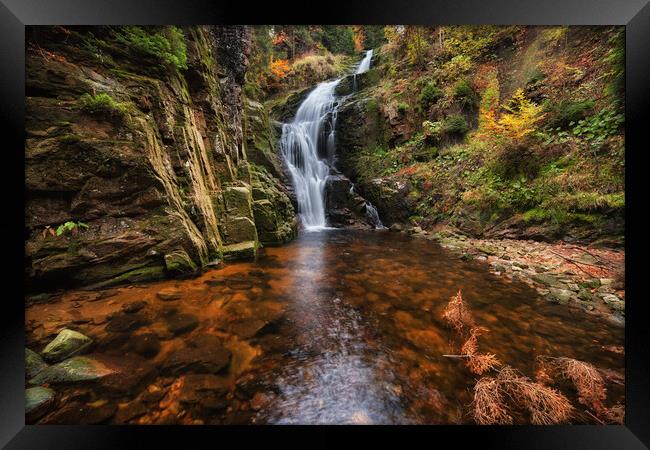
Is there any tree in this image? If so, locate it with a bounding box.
[318,26,355,55]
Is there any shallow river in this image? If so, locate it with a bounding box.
[26,230,624,425]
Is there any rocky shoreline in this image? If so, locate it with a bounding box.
[389,224,625,326]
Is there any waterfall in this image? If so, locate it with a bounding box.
[355,49,373,74]
[280,79,341,230]
[365,202,386,229]
[280,49,379,231]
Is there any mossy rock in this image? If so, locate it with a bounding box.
[41,329,93,363]
[26,348,48,379]
[222,241,257,261]
[164,249,197,275]
[29,356,115,385]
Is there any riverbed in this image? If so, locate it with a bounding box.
[25,229,624,425]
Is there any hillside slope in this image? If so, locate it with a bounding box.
[335,26,624,246]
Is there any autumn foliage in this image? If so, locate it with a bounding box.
[269,58,291,79]
[442,290,474,332]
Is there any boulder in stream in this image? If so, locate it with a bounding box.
[26,386,56,422]
[41,329,93,363]
[26,348,48,379]
[29,355,115,385]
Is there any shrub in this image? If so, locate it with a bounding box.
[56,221,89,236]
[478,89,545,150]
[78,93,127,118]
[453,79,480,110]
[546,100,595,130]
[397,102,410,115]
[422,120,443,143]
[442,114,470,135]
[114,26,187,70]
[419,81,443,111]
[572,107,624,145]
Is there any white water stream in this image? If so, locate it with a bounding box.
[280,49,382,230]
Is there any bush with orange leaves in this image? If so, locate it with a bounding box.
[442,290,475,332]
[269,58,291,79]
[472,365,574,425]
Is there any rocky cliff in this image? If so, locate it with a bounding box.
[25,26,297,292]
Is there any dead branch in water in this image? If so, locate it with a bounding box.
[442,290,475,332]
[472,365,574,425]
[537,356,607,413]
[460,327,501,375]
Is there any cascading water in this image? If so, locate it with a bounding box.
[356,49,373,74]
[280,79,341,230]
[280,49,382,230]
[352,49,373,91]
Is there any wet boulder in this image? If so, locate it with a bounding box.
[26,386,56,422]
[29,355,116,385]
[26,348,48,379]
[41,329,93,363]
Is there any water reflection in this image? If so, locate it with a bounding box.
[259,231,405,424]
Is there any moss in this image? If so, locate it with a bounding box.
[366,97,379,116]
[58,134,81,144]
[113,26,188,71]
[522,208,600,225]
[78,93,128,119]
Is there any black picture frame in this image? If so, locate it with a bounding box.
[1,0,648,447]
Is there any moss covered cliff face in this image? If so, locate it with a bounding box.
[335,26,624,245]
[25,26,296,291]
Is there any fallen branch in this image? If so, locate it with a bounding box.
[585,409,606,425]
[548,250,601,276]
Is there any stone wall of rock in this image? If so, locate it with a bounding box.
[25,26,296,291]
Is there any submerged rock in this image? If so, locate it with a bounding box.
[547,288,574,304]
[127,332,161,358]
[26,386,56,422]
[40,401,116,424]
[41,329,93,363]
[165,313,199,335]
[114,400,148,424]
[178,373,230,414]
[105,312,149,333]
[161,340,232,375]
[156,288,183,301]
[26,348,48,379]
[121,300,147,314]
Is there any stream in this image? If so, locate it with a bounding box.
[25,229,624,425]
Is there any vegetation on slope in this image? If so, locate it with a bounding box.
[338,26,624,245]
